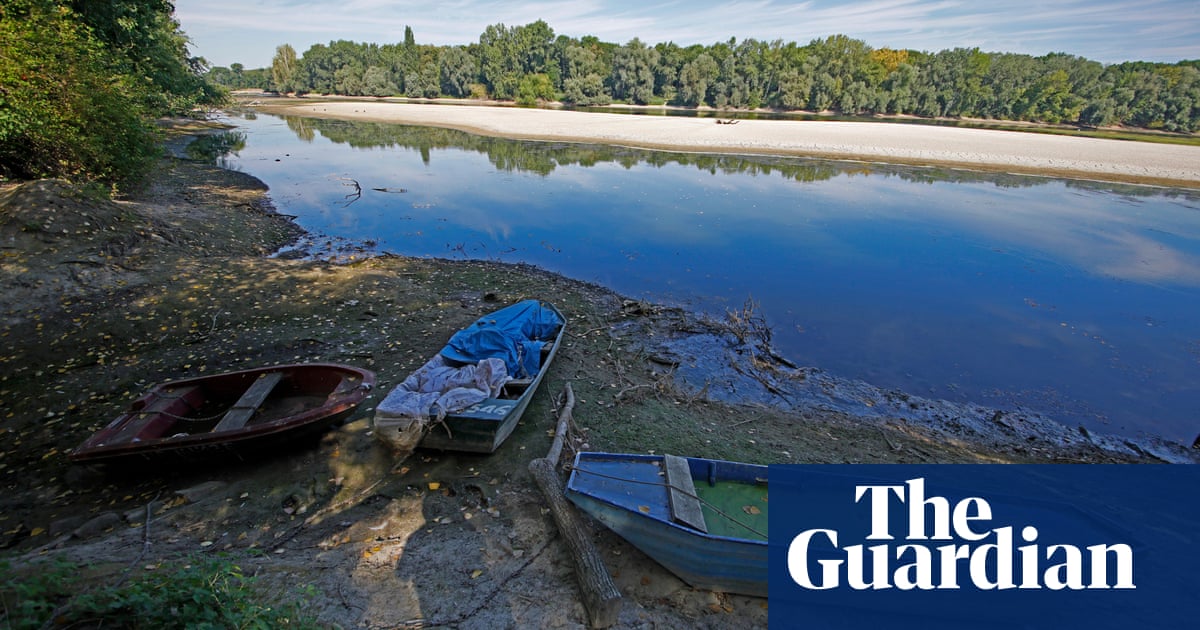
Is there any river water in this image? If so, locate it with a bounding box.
[210,111,1200,445]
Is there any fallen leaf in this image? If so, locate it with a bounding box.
[638,505,650,513]
[743,505,761,515]
[470,569,483,579]
[428,482,440,491]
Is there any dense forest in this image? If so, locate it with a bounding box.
[0,0,221,187]
[208,20,1200,133]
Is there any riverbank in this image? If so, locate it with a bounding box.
[0,127,1192,628]
[247,96,1200,189]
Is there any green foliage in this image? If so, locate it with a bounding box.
[216,18,1198,133]
[0,1,223,187]
[0,0,161,186]
[68,0,223,116]
[468,83,490,100]
[440,46,477,97]
[517,73,555,105]
[272,44,300,93]
[678,53,719,106]
[610,38,658,104]
[0,556,324,629]
[209,64,270,90]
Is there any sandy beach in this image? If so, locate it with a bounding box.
[252,99,1200,188]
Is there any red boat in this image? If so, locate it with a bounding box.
[70,363,375,464]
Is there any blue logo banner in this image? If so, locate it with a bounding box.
[767,465,1198,629]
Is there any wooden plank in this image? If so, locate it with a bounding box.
[213,372,283,432]
[664,454,707,533]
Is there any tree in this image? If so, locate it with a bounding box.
[679,53,719,106]
[916,47,990,117]
[776,69,812,109]
[610,38,658,104]
[478,20,555,100]
[517,73,555,105]
[880,63,918,114]
[0,0,161,186]
[203,20,1197,132]
[479,23,521,99]
[407,46,442,98]
[362,66,398,96]
[440,46,477,97]
[561,74,610,105]
[67,0,220,115]
[271,44,298,93]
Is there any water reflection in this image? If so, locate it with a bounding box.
[185,130,247,169]
[220,112,1200,444]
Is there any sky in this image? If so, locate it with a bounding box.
[175,0,1200,69]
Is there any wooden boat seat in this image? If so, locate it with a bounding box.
[664,454,708,533]
[110,384,203,442]
[213,372,284,432]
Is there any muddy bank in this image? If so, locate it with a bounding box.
[0,127,1190,629]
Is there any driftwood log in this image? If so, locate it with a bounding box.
[528,383,622,628]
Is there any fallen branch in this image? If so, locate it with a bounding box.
[528,383,622,628]
[546,384,575,467]
[339,178,362,206]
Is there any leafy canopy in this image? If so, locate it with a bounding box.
[0,0,223,188]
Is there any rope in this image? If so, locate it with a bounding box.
[125,390,231,423]
[570,466,768,540]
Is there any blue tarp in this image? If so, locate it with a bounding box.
[440,300,563,379]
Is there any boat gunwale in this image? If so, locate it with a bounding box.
[419,300,566,452]
[566,452,769,546]
[69,363,375,462]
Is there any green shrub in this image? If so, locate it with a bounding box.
[0,556,325,629]
[0,1,161,187]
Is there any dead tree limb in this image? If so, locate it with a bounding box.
[339,178,362,206]
[529,383,622,628]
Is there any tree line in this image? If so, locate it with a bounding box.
[208,20,1200,133]
[0,1,222,188]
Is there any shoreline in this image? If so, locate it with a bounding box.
[246,97,1200,189]
[4,134,1193,629]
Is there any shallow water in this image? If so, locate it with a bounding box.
[216,112,1200,444]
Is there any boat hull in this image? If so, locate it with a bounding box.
[378,300,565,454]
[565,452,769,597]
[70,363,375,464]
[419,323,563,453]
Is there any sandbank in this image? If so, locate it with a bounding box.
[250,99,1200,189]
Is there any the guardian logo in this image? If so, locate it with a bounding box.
[787,478,1135,591]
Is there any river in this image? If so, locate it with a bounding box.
[206,111,1200,445]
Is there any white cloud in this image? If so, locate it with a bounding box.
[176,0,1200,68]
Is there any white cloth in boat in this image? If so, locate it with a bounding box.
[375,354,509,429]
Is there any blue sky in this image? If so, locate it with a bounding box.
[175,0,1199,69]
